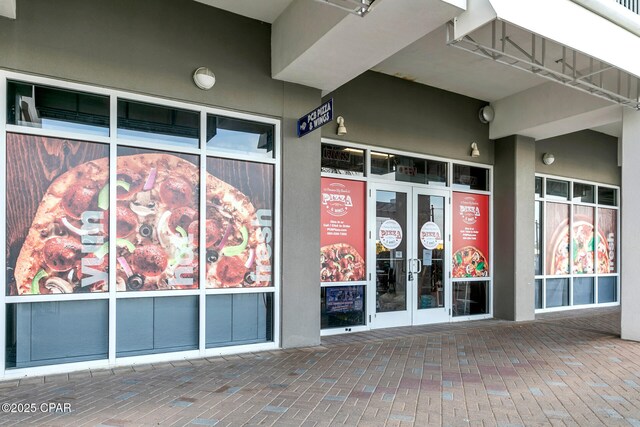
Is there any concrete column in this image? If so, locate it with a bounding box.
[621,109,640,341]
[280,82,322,348]
[493,135,536,321]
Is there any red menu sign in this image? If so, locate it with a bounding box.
[452,192,490,278]
[320,178,366,283]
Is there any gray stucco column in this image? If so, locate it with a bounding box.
[493,135,536,321]
[621,109,640,341]
[280,82,322,348]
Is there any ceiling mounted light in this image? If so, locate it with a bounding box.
[542,153,555,165]
[478,105,495,124]
[470,142,480,158]
[314,0,375,17]
[193,67,216,90]
[336,116,347,136]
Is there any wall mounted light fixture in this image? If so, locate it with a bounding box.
[193,67,216,90]
[478,105,495,124]
[542,153,555,165]
[470,142,480,157]
[336,116,347,136]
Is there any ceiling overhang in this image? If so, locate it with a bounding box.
[0,0,16,19]
[450,0,640,109]
[272,0,465,94]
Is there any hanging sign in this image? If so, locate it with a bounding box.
[297,98,333,137]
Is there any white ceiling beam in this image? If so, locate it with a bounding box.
[272,0,465,93]
[0,0,15,19]
[490,81,623,141]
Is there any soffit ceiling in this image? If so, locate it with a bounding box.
[193,0,295,23]
[192,0,622,137]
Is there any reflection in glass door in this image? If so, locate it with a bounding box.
[375,190,407,313]
[369,184,450,329]
[413,190,449,325]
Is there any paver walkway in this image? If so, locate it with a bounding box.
[0,306,638,426]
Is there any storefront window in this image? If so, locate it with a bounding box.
[7,81,110,137]
[116,296,198,357]
[535,176,619,311]
[6,300,108,368]
[572,206,594,274]
[598,277,617,303]
[321,143,364,176]
[452,164,489,191]
[206,158,275,288]
[371,152,447,185]
[321,286,365,329]
[115,147,199,291]
[573,183,594,203]
[4,76,281,372]
[206,293,273,347]
[598,187,617,206]
[546,278,569,307]
[207,115,274,159]
[452,281,488,316]
[535,177,543,197]
[6,133,110,296]
[545,179,569,200]
[573,277,594,305]
[534,201,543,276]
[117,100,199,147]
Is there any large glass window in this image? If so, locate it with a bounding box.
[371,152,447,185]
[535,176,619,311]
[7,81,110,137]
[6,300,108,368]
[6,134,109,296]
[207,115,274,159]
[452,164,489,191]
[4,76,280,371]
[452,281,489,316]
[117,100,199,147]
[321,286,365,329]
[321,143,364,176]
[205,158,275,288]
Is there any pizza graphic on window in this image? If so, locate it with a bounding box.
[452,246,488,278]
[548,220,610,275]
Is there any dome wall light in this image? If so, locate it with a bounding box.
[336,116,347,136]
[193,67,216,90]
[542,153,555,165]
[479,105,495,124]
[470,142,480,158]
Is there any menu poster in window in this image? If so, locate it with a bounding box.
[206,157,275,288]
[320,178,366,282]
[598,208,617,274]
[6,133,110,296]
[452,193,489,278]
[546,203,570,275]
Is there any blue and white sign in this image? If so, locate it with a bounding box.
[297,98,333,138]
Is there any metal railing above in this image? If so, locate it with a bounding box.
[617,0,639,14]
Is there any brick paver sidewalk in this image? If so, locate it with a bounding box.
[0,306,638,426]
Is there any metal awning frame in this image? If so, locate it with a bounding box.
[447,20,640,110]
[314,0,375,17]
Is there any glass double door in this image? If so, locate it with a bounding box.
[368,183,450,328]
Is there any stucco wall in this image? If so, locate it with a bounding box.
[322,71,493,164]
[535,130,620,186]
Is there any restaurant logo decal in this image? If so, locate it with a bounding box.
[379,219,403,250]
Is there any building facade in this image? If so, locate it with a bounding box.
[0,0,637,379]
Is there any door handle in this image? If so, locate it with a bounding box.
[416,258,423,273]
